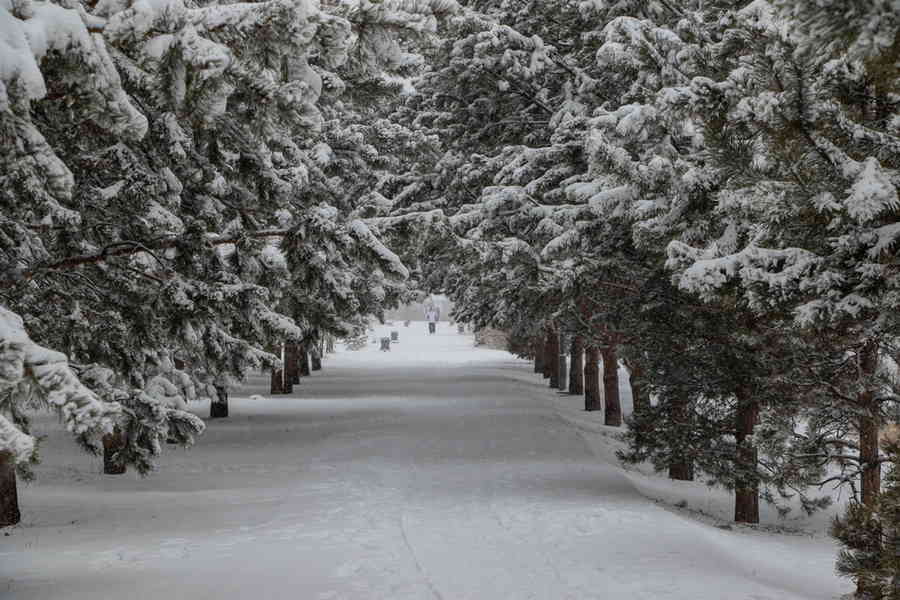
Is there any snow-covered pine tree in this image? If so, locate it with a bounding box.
[1,0,445,520]
[667,0,900,525]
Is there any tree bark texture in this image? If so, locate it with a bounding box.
[584,346,601,412]
[299,345,311,377]
[557,333,567,391]
[547,329,560,388]
[0,451,21,526]
[534,339,545,375]
[734,387,759,524]
[859,340,880,508]
[601,345,622,427]
[542,330,553,380]
[668,396,693,481]
[103,428,127,474]
[568,336,583,395]
[625,358,649,414]
[210,385,229,418]
[284,343,300,385]
[270,367,284,394]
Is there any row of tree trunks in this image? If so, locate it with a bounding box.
[271,340,321,394]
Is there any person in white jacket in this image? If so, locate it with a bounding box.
[424,305,439,334]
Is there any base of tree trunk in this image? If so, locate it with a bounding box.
[734,488,759,524]
[0,452,20,526]
[299,349,311,377]
[210,400,229,418]
[103,430,127,475]
[668,460,693,481]
[210,386,229,419]
[584,347,600,411]
[311,353,322,371]
[270,368,284,394]
[284,343,299,385]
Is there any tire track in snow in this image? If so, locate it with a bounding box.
[398,513,446,600]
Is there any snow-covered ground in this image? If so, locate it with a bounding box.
[2,321,851,599]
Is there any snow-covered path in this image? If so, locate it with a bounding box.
[3,323,847,599]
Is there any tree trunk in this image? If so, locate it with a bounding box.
[284,343,299,385]
[625,358,649,415]
[299,345,311,377]
[270,367,284,394]
[0,451,21,526]
[668,396,693,480]
[547,328,560,388]
[734,387,759,524]
[326,336,335,354]
[568,336,583,395]
[311,347,322,371]
[557,333,567,391]
[534,339,545,374]
[584,346,601,412]
[103,428,127,475]
[210,385,229,418]
[542,330,553,379]
[859,340,880,508]
[601,345,622,427]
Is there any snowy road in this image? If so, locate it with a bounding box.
[3,323,847,599]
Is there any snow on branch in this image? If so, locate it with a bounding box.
[348,219,410,281]
[0,306,117,462]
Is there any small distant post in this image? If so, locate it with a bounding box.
[390,330,399,342]
[380,337,391,351]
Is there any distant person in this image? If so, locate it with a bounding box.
[425,305,439,334]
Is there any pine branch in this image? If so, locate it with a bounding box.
[2,230,290,287]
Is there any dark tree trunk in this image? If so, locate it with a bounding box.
[103,428,127,475]
[547,329,560,388]
[584,346,601,412]
[270,367,284,394]
[624,358,649,414]
[557,333,567,391]
[210,385,229,418]
[668,396,693,481]
[299,346,311,377]
[568,336,583,395]
[534,339,545,374]
[601,345,622,427]
[311,348,322,371]
[326,336,335,354]
[0,451,21,526]
[284,343,299,385]
[542,331,553,379]
[734,387,759,524]
[859,340,880,508]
